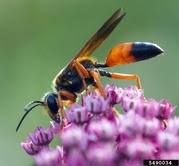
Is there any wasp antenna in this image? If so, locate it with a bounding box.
[24,101,44,112]
[16,102,43,132]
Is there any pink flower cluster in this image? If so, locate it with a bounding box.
[21,85,179,166]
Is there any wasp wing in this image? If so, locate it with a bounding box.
[61,8,126,76]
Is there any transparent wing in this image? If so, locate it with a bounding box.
[61,8,126,76]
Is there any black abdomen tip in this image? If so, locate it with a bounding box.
[131,42,164,61]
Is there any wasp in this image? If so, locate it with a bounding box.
[16,8,163,131]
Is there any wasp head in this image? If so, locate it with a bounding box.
[43,93,61,123]
[16,93,60,132]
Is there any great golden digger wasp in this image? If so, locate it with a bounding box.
[16,8,163,131]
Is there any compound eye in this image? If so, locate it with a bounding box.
[45,93,59,115]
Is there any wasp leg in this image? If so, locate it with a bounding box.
[62,100,75,106]
[90,70,119,116]
[98,70,142,89]
[74,60,90,94]
[57,91,76,128]
[90,70,107,99]
[92,86,100,93]
[163,119,168,129]
[75,60,90,78]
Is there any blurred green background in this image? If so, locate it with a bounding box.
[0,0,179,165]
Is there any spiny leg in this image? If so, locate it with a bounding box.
[98,70,142,89]
[90,70,107,99]
[74,60,90,94]
[112,73,141,89]
[90,70,119,116]
[98,70,148,102]
[57,91,76,128]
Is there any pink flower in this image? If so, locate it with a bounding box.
[157,132,179,151]
[20,84,178,166]
[166,117,179,135]
[87,143,116,166]
[82,93,110,114]
[158,99,176,119]
[104,84,124,104]
[117,138,155,160]
[35,146,63,166]
[21,138,42,155]
[87,119,116,142]
[66,103,89,125]
[28,126,53,146]
[60,125,88,152]
[65,149,87,166]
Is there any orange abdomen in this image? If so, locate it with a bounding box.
[106,42,163,67]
